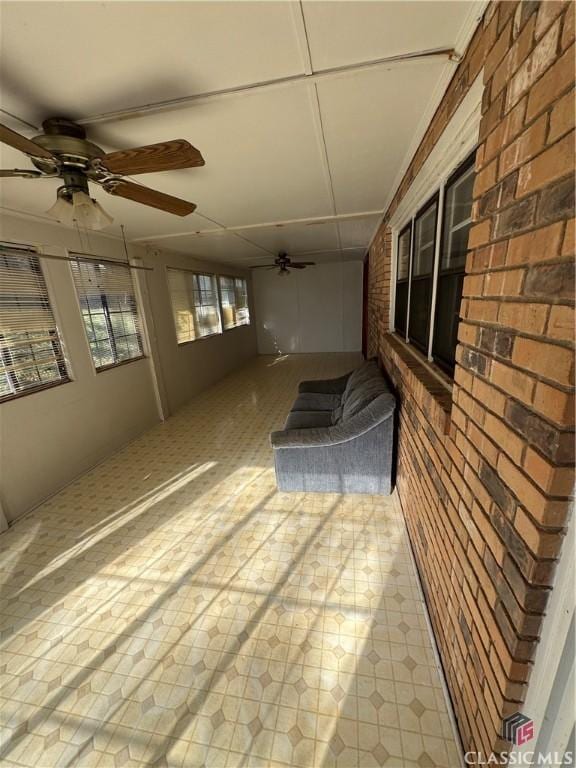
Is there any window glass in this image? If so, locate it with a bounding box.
[0,247,69,402]
[433,154,476,372]
[219,276,250,330]
[441,163,475,271]
[394,224,411,335]
[408,197,438,352]
[71,259,143,369]
[167,269,221,344]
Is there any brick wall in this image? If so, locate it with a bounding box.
[367,0,574,758]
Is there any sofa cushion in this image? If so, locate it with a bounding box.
[284,410,334,430]
[341,377,390,421]
[343,361,380,400]
[291,392,341,412]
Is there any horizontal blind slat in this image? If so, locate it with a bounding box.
[0,247,69,400]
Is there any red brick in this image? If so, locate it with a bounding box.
[532,380,575,425]
[467,299,500,323]
[506,222,564,265]
[474,159,499,197]
[562,218,575,255]
[492,14,536,98]
[484,411,525,464]
[484,98,527,164]
[499,453,567,526]
[483,269,525,296]
[524,447,576,495]
[535,0,566,39]
[490,359,536,403]
[514,506,564,557]
[506,19,561,110]
[548,88,576,143]
[562,0,575,50]
[547,304,575,341]
[526,43,575,120]
[469,220,492,249]
[499,114,547,177]
[517,130,576,196]
[498,301,549,334]
[512,337,574,386]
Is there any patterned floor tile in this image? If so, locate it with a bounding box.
[0,354,461,767]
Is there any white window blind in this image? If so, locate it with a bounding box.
[219,276,250,330]
[71,257,144,370]
[0,245,69,402]
[167,268,222,344]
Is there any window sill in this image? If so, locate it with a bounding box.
[95,355,146,373]
[382,333,453,434]
[176,331,223,347]
[223,322,251,332]
[0,377,72,405]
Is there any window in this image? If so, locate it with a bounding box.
[394,224,411,336]
[433,155,475,373]
[0,246,69,401]
[393,150,476,374]
[219,276,250,330]
[71,258,144,370]
[409,195,439,352]
[167,268,221,344]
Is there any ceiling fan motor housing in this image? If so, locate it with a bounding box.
[31,118,105,175]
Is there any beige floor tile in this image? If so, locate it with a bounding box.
[0,355,461,767]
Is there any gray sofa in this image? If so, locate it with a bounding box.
[271,360,396,494]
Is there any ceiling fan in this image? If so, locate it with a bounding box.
[250,252,316,275]
[0,118,204,228]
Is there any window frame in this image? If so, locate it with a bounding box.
[432,151,476,374]
[167,267,222,346]
[0,247,70,404]
[392,149,476,377]
[218,274,251,331]
[407,192,440,354]
[71,257,145,372]
[394,221,413,338]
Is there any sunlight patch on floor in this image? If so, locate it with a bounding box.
[0,354,460,767]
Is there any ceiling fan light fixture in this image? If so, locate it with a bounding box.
[46,189,113,230]
[71,190,114,230]
[46,194,74,227]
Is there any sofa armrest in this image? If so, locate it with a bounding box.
[271,393,396,449]
[298,372,351,395]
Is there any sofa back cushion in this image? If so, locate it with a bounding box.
[343,361,379,399]
[340,377,390,421]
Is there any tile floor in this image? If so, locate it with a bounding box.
[0,354,462,768]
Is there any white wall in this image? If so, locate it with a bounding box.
[253,260,363,354]
[142,247,257,414]
[0,213,257,523]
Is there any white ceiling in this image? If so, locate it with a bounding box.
[0,1,480,266]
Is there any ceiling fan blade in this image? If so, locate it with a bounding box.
[288,263,307,269]
[249,264,276,269]
[0,123,55,160]
[292,261,316,266]
[104,180,196,216]
[101,139,204,176]
[0,169,43,178]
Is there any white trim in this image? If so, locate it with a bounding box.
[367,0,487,251]
[388,72,483,232]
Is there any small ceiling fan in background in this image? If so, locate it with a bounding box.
[250,252,316,275]
[0,118,204,229]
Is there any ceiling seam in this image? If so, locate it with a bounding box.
[129,210,381,243]
[74,47,455,127]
